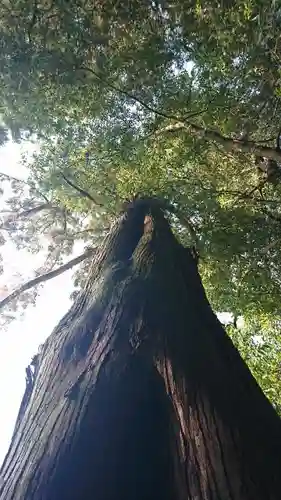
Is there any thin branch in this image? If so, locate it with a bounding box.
[61,173,103,207]
[175,212,199,245]
[29,185,50,204]
[182,96,227,121]
[261,239,281,254]
[16,203,53,218]
[197,185,281,208]
[0,248,94,311]
[67,228,102,239]
[0,203,56,230]
[248,198,281,204]
[0,171,50,203]
[243,178,268,198]
[261,209,281,223]
[27,0,38,41]
[0,172,27,184]
[60,208,67,233]
[183,107,211,120]
[257,137,277,143]
[167,204,199,246]
[79,66,183,122]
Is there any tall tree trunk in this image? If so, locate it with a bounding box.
[1,198,281,500]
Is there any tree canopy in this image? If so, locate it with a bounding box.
[0,0,281,409]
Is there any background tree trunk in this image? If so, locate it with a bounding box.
[1,198,281,500]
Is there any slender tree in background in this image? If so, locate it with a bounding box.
[1,198,281,500]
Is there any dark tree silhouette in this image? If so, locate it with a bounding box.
[1,198,281,500]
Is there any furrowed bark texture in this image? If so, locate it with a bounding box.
[1,198,281,500]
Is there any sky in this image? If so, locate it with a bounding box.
[0,141,74,466]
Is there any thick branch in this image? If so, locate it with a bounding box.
[61,173,104,206]
[0,248,94,311]
[158,122,281,161]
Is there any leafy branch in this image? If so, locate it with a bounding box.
[78,66,281,162]
[0,171,50,203]
[0,248,94,311]
[0,203,63,231]
[158,123,281,162]
[61,173,104,207]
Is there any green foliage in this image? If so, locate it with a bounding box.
[0,1,281,406]
[228,318,281,414]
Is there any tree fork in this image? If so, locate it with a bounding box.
[1,198,281,500]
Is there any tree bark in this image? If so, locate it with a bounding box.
[1,198,281,500]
